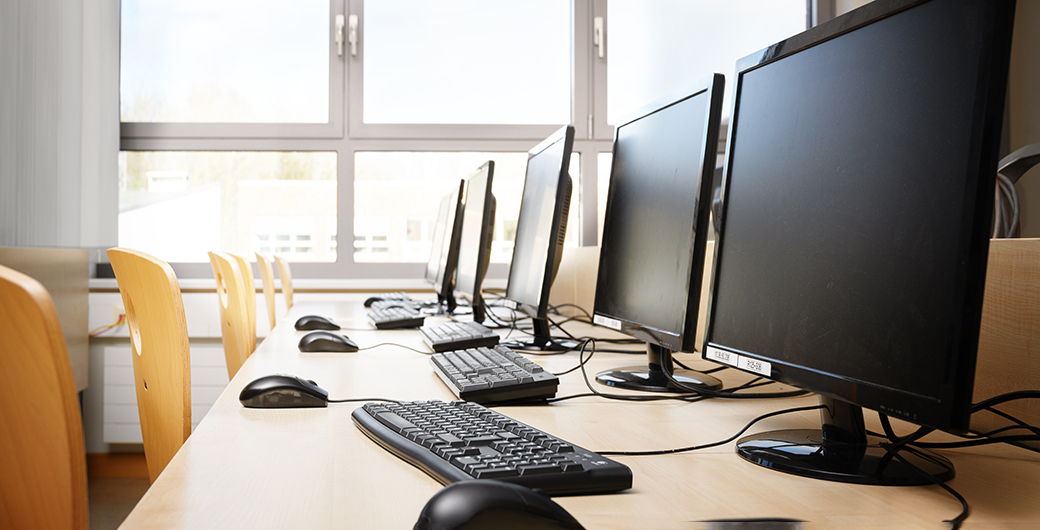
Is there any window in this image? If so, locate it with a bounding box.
[606,0,807,123]
[120,0,331,123]
[118,151,337,263]
[353,152,580,265]
[362,0,570,125]
[119,0,810,278]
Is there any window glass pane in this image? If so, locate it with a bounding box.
[354,152,579,264]
[120,0,330,123]
[363,0,570,124]
[118,151,337,263]
[607,0,806,123]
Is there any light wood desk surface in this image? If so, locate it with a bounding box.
[120,296,1040,529]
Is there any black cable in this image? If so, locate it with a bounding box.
[970,390,1040,414]
[563,339,712,403]
[661,367,810,400]
[357,343,432,355]
[328,397,403,404]
[673,357,728,375]
[878,413,934,449]
[878,442,968,529]
[548,302,594,319]
[596,403,825,456]
[911,435,1040,449]
[543,392,600,403]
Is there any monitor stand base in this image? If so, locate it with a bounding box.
[736,397,954,485]
[595,343,722,392]
[511,318,580,351]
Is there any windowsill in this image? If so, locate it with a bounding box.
[89,277,508,293]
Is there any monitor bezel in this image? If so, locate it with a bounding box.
[504,125,575,322]
[702,0,1014,432]
[453,161,496,314]
[592,73,725,353]
[425,193,452,284]
[433,179,466,308]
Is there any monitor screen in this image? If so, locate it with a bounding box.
[504,125,575,349]
[430,180,465,311]
[455,161,496,322]
[703,0,1013,484]
[425,193,452,284]
[592,74,725,392]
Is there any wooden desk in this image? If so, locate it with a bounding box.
[120,296,1040,529]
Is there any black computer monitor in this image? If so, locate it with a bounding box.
[503,125,575,350]
[592,74,725,392]
[425,194,451,284]
[426,180,465,313]
[703,0,1014,485]
[454,161,496,323]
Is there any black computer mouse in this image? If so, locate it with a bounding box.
[298,331,359,352]
[294,314,341,331]
[239,374,329,408]
[363,296,384,307]
[413,480,585,530]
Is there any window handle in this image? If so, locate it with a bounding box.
[593,16,604,59]
[335,15,345,57]
[348,14,359,57]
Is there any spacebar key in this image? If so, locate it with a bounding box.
[373,411,417,433]
[518,464,564,475]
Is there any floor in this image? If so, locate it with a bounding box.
[89,477,150,529]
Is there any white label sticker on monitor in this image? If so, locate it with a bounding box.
[705,346,739,367]
[593,315,622,330]
[738,356,771,377]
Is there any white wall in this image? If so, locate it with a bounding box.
[0,0,120,249]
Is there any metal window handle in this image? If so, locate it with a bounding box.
[335,15,345,57]
[348,14,359,57]
[594,16,604,59]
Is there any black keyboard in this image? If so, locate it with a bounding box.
[352,400,632,495]
[368,306,425,329]
[420,321,500,352]
[430,345,558,403]
[370,291,414,303]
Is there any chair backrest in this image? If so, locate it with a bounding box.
[106,248,192,483]
[208,251,251,379]
[274,254,294,312]
[0,265,89,529]
[229,252,257,353]
[255,252,278,329]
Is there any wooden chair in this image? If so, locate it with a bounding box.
[208,251,252,379]
[255,252,278,330]
[229,252,257,353]
[107,248,192,484]
[0,265,89,529]
[274,254,294,313]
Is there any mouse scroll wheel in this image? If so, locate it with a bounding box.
[308,379,318,386]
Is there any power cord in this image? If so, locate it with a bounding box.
[328,397,403,404]
[595,403,825,456]
[357,342,433,355]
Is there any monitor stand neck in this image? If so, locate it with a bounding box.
[438,292,457,315]
[594,343,722,392]
[472,294,486,323]
[736,395,955,485]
